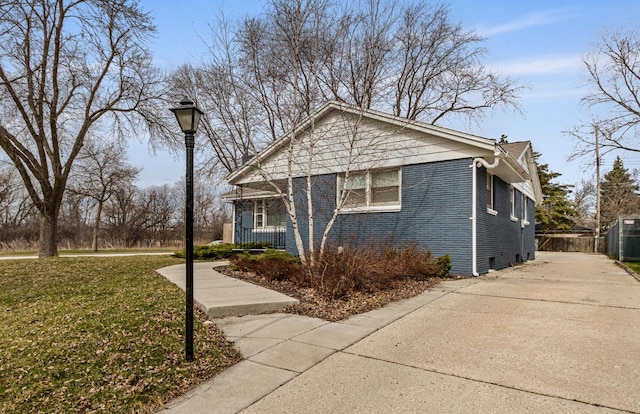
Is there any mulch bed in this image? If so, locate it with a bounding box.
[216,266,465,322]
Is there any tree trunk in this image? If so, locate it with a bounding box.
[91,201,103,252]
[38,211,58,257]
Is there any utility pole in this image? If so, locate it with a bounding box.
[595,126,601,253]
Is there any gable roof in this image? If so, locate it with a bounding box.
[226,101,542,202]
[499,140,543,203]
[500,141,529,159]
[226,101,496,184]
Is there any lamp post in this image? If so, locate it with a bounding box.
[170,98,203,361]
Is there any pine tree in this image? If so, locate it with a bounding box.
[534,152,576,232]
[600,156,640,229]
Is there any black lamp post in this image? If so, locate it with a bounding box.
[170,98,203,362]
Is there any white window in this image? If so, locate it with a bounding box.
[510,186,517,221]
[343,172,367,208]
[339,168,401,212]
[254,199,286,229]
[371,169,400,206]
[522,194,529,224]
[486,172,496,215]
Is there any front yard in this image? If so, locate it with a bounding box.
[0,256,240,413]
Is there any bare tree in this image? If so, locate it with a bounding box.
[0,0,167,257]
[173,0,522,267]
[103,182,139,247]
[392,3,520,123]
[68,139,140,251]
[193,177,229,243]
[573,179,596,227]
[0,168,16,223]
[571,31,640,159]
[137,185,181,246]
[0,165,38,247]
[173,0,521,176]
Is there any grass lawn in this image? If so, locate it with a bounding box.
[624,262,640,274]
[0,248,176,256]
[0,256,241,413]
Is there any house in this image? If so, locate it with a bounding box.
[223,101,543,276]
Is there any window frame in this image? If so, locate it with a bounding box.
[253,198,286,231]
[338,168,402,213]
[522,194,530,226]
[486,172,497,215]
[509,185,518,222]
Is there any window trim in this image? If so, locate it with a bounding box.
[522,194,531,226]
[253,199,286,230]
[338,168,402,214]
[509,185,518,221]
[486,172,497,215]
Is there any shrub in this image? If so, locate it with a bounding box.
[174,241,276,260]
[174,243,234,260]
[234,241,272,249]
[308,243,452,299]
[232,250,301,281]
[227,243,452,300]
[436,254,452,277]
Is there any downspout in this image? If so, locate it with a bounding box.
[470,151,501,276]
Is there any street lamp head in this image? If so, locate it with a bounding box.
[170,98,204,135]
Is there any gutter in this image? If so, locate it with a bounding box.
[470,151,501,276]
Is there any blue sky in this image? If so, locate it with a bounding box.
[132,0,640,190]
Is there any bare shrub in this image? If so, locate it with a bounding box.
[310,243,450,299]
[233,250,302,282]
[230,243,451,301]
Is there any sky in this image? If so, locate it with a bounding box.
[131,0,640,190]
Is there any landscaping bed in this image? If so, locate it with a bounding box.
[218,266,460,321]
[217,246,464,322]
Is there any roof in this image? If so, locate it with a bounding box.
[226,100,496,184]
[221,187,280,201]
[500,141,530,159]
[225,101,542,202]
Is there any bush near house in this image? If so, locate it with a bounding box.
[174,242,273,260]
[234,250,302,282]
[231,244,451,300]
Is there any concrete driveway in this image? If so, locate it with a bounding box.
[241,252,640,413]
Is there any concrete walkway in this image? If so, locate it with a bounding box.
[156,262,299,318]
[158,252,640,413]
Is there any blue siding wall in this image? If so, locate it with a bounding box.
[235,159,537,276]
[286,159,474,275]
[284,174,337,254]
[233,199,286,248]
[476,169,536,274]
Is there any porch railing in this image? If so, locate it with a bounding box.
[236,227,286,250]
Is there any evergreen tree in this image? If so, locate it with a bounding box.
[600,156,640,229]
[534,152,576,232]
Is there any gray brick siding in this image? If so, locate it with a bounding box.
[476,168,536,274]
[235,158,536,276]
[285,159,474,275]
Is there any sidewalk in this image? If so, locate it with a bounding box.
[156,262,299,318]
[158,253,640,413]
[156,264,480,413]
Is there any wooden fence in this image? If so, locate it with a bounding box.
[537,236,605,254]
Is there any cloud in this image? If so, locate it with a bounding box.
[489,54,584,76]
[477,8,578,37]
